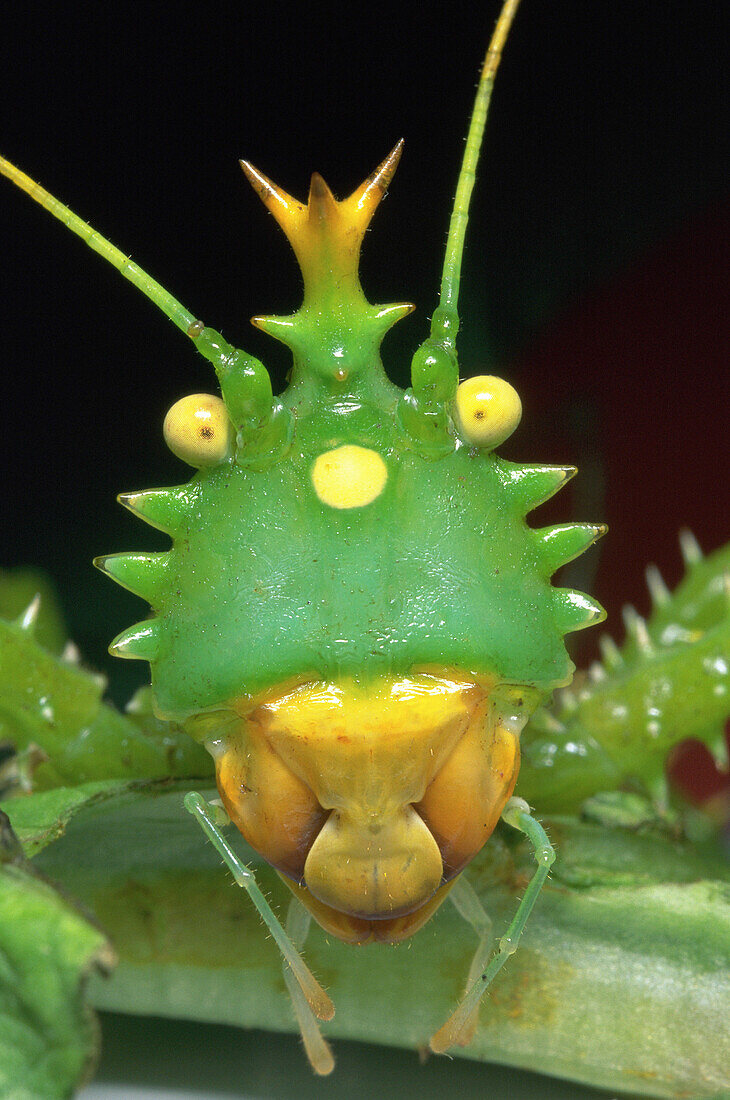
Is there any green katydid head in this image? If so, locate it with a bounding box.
[0,0,606,724]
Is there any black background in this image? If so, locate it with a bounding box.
[1,0,728,700]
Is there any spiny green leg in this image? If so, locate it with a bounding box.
[447,875,494,1047]
[430,797,555,1055]
[282,899,335,1076]
[183,793,334,1023]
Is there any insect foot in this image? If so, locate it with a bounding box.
[429,798,554,1054]
[184,791,335,1073]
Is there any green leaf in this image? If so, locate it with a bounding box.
[0,617,210,792]
[0,779,157,858]
[20,785,730,1099]
[0,568,67,655]
[0,813,114,1100]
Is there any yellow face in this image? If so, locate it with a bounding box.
[208,670,521,943]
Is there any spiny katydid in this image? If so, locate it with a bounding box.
[1,0,728,1085]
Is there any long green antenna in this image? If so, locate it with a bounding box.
[0,154,281,439]
[434,0,522,351]
[402,0,522,453]
[0,155,198,336]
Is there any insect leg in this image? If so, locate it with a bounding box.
[282,898,335,1075]
[447,876,494,1047]
[430,797,554,1054]
[183,792,334,1023]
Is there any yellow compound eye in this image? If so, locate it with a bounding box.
[455,375,522,449]
[163,394,232,467]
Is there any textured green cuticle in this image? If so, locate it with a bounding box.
[190,327,293,463]
[411,343,458,402]
[194,329,272,419]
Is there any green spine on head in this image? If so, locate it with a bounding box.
[116,487,197,537]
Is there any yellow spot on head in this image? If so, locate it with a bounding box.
[312,445,387,509]
[455,375,522,450]
[163,393,232,467]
